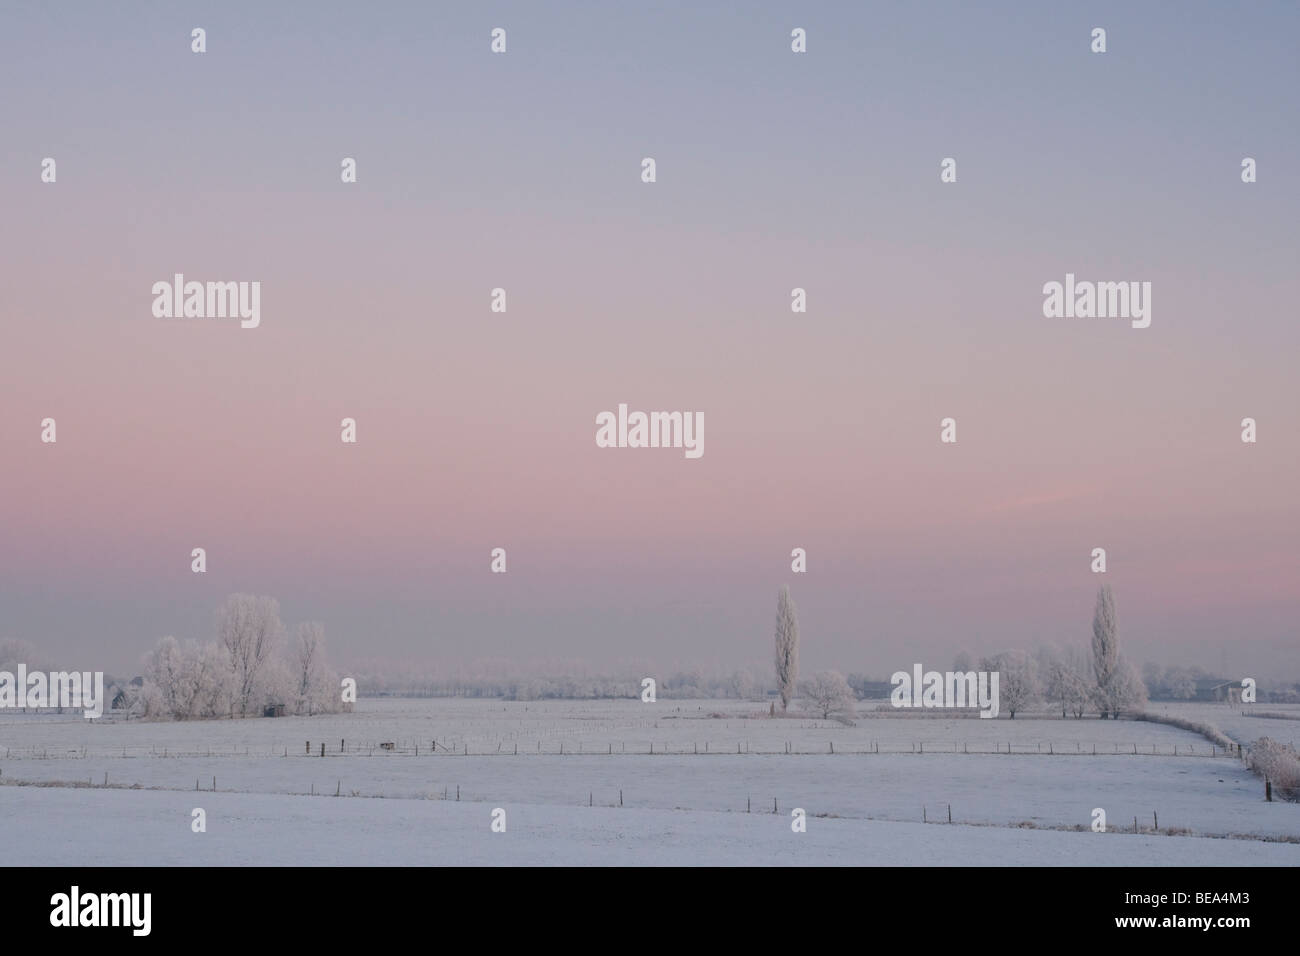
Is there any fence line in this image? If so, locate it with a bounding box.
[1,740,1244,760]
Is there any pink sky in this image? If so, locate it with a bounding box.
[1,2,1296,677]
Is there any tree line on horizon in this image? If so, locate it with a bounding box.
[4,584,1297,717]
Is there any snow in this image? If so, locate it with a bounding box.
[5,787,1297,867]
[3,699,1296,864]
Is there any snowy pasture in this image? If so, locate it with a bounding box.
[2,699,1297,865]
[6,787,1298,867]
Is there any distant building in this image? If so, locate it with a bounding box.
[854,681,897,700]
[263,703,286,718]
[1191,678,1238,703]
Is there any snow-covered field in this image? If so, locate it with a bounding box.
[2,699,1297,865]
[6,787,1297,867]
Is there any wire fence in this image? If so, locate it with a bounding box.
[0,737,1252,760]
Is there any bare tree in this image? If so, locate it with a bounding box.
[1091,584,1119,718]
[773,584,799,711]
[295,622,326,715]
[217,594,284,716]
[799,670,856,722]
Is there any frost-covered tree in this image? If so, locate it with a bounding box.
[0,639,44,671]
[145,635,188,718]
[143,636,230,720]
[193,642,232,717]
[1098,655,1148,717]
[294,622,327,715]
[1038,646,1088,718]
[727,668,757,700]
[136,600,347,721]
[799,670,856,722]
[1059,662,1091,718]
[1247,738,1300,799]
[952,650,973,674]
[773,585,799,711]
[980,650,1038,719]
[1163,666,1196,700]
[1090,584,1119,718]
[1142,661,1162,693]
[1041,653,1070,718]
[1064,646,1092,717]
[257,655,295,712]
[665,668,706,699]
[217,593,284,716]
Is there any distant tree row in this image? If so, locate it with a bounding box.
[357,670,776,702]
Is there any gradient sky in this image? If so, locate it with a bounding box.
[2,1,1297,680]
